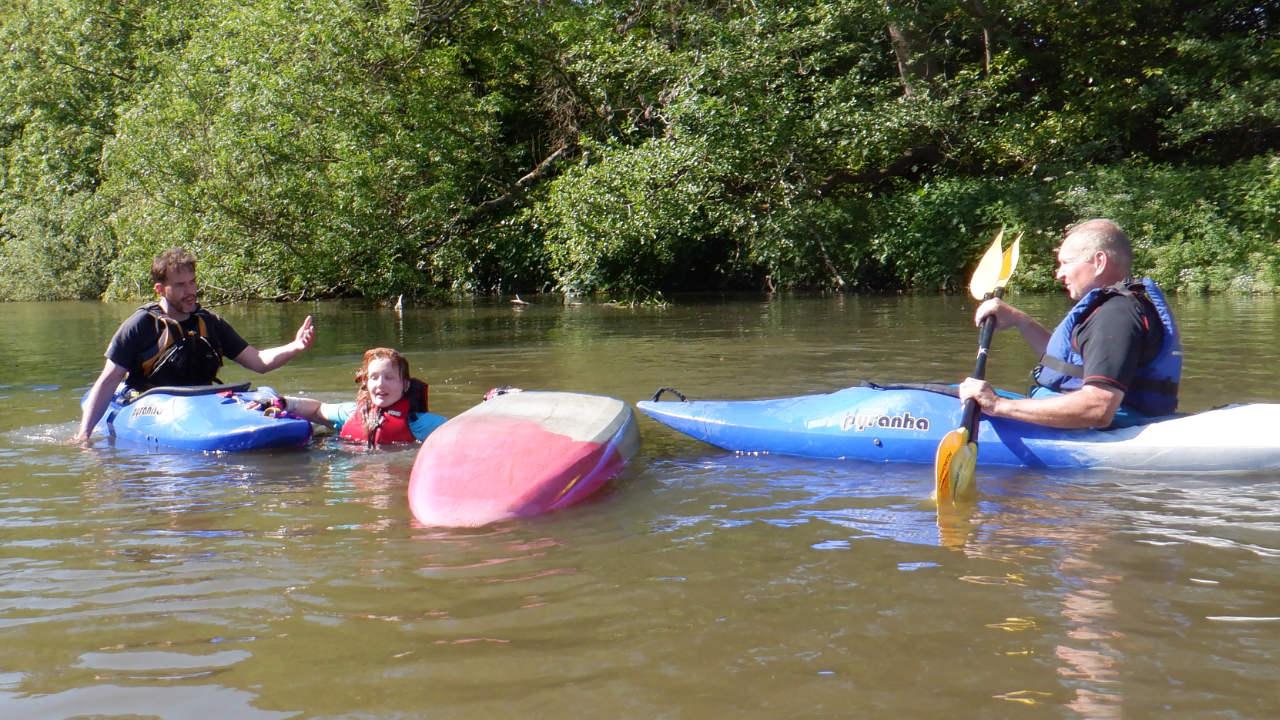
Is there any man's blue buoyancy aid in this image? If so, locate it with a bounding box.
[1032,278,1181,416]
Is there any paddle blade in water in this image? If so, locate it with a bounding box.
[949,442,978,502]
[933,427,968,501]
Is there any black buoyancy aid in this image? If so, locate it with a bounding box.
[338,379,429,447]
[136,303,224,389]
[1033,278,1181,415]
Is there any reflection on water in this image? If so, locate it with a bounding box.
[0,295,1278,718]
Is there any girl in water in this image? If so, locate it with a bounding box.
[275,347,447,447]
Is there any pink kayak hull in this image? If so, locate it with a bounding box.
[408,391,640,527]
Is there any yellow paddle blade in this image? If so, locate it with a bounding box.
[996,232,1022,293]
[933,426,969,501]
[968,228,1006,300]
[949,442,979,502]
[935,433,979,505]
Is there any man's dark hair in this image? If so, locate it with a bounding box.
[151,248,197,285]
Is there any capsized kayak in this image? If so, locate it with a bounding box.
[87,383,313,452]
[408,390,640,527]
[636,383,1280,473]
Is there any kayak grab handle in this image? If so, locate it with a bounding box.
[650,387,688,402]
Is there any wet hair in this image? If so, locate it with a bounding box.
[1063,219,1133,276]
[151,247,198,285]
[354,347,411,436]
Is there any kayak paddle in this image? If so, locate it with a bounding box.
[934,229,1021,503]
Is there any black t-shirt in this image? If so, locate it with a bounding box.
[1072,292,1165,395]
[106,305,250,385]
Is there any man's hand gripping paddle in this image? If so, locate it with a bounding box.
[934,229,1021,504]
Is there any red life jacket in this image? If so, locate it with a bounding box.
[338,380,429,447]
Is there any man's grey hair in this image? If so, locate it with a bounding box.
[1065,219,1132,276]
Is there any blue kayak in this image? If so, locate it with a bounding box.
[637,383,1280,473]
[88,383,313,452]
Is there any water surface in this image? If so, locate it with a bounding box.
[1,294,1278,718]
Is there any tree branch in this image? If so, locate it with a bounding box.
[471,145,571,218]
[815,145,943,196]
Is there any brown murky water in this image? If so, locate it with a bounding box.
[1,294,1278,718]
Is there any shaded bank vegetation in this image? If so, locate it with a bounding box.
[2,0,1277,302]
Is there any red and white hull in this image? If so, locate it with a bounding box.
[408,391,640,527]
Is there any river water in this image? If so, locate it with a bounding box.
[1,294,1277,719]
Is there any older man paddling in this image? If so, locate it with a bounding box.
[74,247,316,443]
[958,219,1181,429]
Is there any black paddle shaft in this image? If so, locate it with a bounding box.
[960,288,1005,435]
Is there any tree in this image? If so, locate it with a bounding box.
[1,0,1276,300]
[99,0,498,299]
[0,0,168,299]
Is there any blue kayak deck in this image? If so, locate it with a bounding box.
[637,384,1280,472]
[96,383,313,452]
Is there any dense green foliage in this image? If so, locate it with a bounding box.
[2,0,1277,301]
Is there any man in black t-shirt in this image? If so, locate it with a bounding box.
[958,219,1175,429]
[105,305,251,389]
[74,247,316,443]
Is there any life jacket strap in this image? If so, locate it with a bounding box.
[1037,354,1083,379]
[1131,377,1179,395]
[407,378,429,415]
[136,305,224,388]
